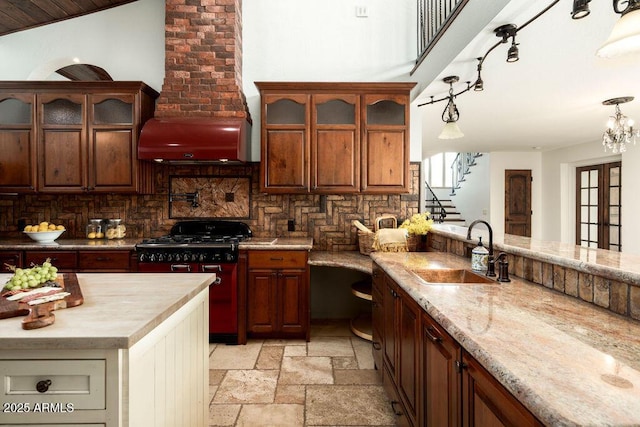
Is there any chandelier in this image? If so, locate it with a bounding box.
[602,97,638,153]
[438,76,464,139]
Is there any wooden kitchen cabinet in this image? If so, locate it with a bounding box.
[0,251,23,269]
[372,261,541,427]
[0,93,37,193]
[422,311,461,427]
[246,250,310,340]
[0,82,158,194]
[256,82,415,194]
[22,249,134,272]
[462,353,543,427]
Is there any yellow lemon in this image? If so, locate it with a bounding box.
[24,225,33,232]
[48,224,57,230]
[56,225,65,230]
[87,232,96,239]
[39,221,49,228]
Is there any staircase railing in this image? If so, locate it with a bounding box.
[450,152,482,195]
[425,181,446,223]
[416,0,469,65]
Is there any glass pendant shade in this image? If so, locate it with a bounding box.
[438,121,464,139]
[597,7,640,57]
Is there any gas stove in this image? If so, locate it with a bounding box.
[135,220,252,344]
[136,220,251,264]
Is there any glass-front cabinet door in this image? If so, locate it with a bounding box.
[37,93,87,192]
[261,93,310,193]
[311,94,359,192]
[0,94,37,192]
[361,94,410,193]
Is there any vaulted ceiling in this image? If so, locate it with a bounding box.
[0,0,137,37]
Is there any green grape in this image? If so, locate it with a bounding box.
[42,261,52,269]
[50,266,58,274]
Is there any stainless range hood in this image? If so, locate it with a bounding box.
[138,117,251,164]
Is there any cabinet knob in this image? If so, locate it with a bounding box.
[390,400,404,416]
[372,341,381,350]
[36,379,52,393]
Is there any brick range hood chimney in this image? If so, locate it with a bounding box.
[155,0,251,121]
[138,0,252,164]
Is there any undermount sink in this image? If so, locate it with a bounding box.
[409,268,496,284]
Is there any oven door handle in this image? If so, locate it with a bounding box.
[170,264,192,272]
[201,265,223,272]
[209,277,223,287]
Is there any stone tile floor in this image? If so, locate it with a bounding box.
[208,319,396,426]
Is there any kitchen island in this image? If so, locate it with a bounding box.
[0,272,214,427]
[372,251,640,426]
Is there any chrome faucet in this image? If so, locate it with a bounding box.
[466,220,496,277]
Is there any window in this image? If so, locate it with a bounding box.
[425,152,457,188]
[576,161,621,251]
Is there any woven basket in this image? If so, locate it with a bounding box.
[357,215,398,255]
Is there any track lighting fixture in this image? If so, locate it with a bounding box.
[474,58,484,91]
[507,37,519,62]
[495,24,519,63]
[438,76,464,140]
[571,0,591,20]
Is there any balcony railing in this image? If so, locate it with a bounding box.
[416,0,468,67]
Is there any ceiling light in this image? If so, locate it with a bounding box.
[571,0,591,19]
[602,97,638,153]
[474,58,484,91]
[438,76,464,140]
[597,1,640,58]
[507,37,519,62]
[494,24,519,63]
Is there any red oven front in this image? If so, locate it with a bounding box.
[137,262,238,343]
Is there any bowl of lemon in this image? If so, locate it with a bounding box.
[23,222,66,243]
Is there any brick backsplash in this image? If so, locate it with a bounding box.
[0,162,421,251]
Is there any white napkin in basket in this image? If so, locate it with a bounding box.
[372,228,408,252]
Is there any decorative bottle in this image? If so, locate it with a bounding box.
[471,236,489,272]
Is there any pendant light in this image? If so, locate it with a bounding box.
[438,76,464,140]
[597,1,640,57]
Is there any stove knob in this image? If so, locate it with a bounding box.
[158,253,165,262]
[149,253,156,262]
[166,253,173,262]
[199,253,205,262]
[183,253,190,262]
[191,253,198,262]
[225,253,234,262]
[138,253,146,262]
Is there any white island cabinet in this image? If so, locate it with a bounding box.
[0,273,213,427]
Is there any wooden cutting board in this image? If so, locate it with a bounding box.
[0,273,84,329]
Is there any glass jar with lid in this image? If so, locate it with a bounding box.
[105,219,126,239]
[86,219,103,239]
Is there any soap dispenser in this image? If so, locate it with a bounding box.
[471,237,489,272]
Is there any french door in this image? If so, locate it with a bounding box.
[576,162,621,251]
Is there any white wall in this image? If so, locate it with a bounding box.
[0,0,165,91]
[449,153,490,225]
[488,152,542,239]
[540,141,637,251]
[242,0,420,161]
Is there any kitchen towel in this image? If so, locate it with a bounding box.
[372,228,408,252]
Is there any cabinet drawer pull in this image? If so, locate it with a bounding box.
[390,400,403,416]
[36,379,51,393]
[425,326,443,343]
[372,341,381,350]
[270,257,284,261]
[171,264,191,272]
[202,265,222,272]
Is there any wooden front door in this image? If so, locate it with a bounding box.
[504,170,532,237]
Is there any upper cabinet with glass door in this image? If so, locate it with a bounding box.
[256,82,415,194]
[0,93,37,193]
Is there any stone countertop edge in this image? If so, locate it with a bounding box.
[371,251,640,427]
[239,237,313,251]
[431,224,640,285]
[0,238,140,250]
[0,273,214,351]
[308,251,373,274]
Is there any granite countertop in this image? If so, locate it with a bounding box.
[240,237,313,251]
[372,251,640,426]
[0,273,214,350]
[308,251,372,274]
[0,238,139,250]
[432,223,640,284]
